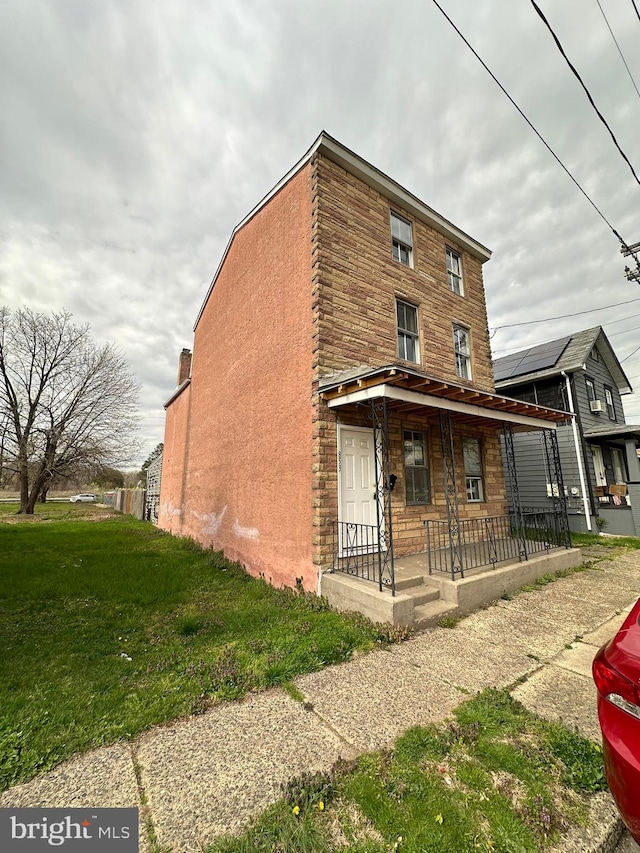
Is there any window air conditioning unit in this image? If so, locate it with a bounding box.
[590,399,605,413]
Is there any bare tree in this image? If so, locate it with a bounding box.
[0,307,139,514]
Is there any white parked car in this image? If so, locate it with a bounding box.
[69,493,97,503]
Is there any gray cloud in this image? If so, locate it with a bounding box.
[2,0,640,459]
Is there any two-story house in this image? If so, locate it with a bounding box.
[159,132,580,627]
[494,327,640,536]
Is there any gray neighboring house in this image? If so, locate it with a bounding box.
[494,327,640,535]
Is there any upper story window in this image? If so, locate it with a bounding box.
[463,437,484,502]
[390,211,413,267]
[403,430,430,504]
[446,248,464,295]
[585,377,596,403]
[453,324,472,380]
[590,346,600,362]
[396,299,420,363]
[604,386,616,421]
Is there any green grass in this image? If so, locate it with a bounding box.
[571,531,640,550]
[0,504,388,790]
[209,689,606,853]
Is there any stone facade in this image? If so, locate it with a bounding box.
[311,153,504,570]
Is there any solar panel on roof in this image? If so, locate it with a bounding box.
[494,335,571,382]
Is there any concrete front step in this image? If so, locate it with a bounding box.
[394,574,426,592]
[400,585,440,607]
[413,600,459,631]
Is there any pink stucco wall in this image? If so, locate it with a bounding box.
[160,166,316,591]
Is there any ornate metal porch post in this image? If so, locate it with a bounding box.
[542,428,571,548]
[371,397,395,595]
[439,411,464,579]
[502,424,528,560]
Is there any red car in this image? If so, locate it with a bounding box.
[593,599,640,844]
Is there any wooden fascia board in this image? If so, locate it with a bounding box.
[327,383,559,430]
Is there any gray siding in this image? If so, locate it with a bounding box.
[575,353,625,431]
[499,359,638,534]
[502,424,591,519]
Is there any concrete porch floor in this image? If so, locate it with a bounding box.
[323,545,584,630]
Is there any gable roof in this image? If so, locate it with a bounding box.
[494,327,632,394]
[194,131,492,331]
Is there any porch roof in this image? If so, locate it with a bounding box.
[583,424,640,441]
[320,364,571,430]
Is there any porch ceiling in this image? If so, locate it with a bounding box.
[321,365,570,430]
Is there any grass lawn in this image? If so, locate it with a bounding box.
[210,689,606,853]
[571,531,640,550]
[0,504,389,790]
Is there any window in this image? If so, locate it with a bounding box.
[453,324,472,380]
[585,377,596,403]
[391,211,413,266]
[396,299,420,363]
[404,430,430,504]
[463,437,484,502]
[604,386,616,421]
[446,248,463,295]
[590,346,600,362]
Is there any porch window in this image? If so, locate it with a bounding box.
[396,299,420,363]
[453,324,472,380]
[463,437,484,502]
[404,430,430,504]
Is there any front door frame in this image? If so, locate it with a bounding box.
[336,423,384,553]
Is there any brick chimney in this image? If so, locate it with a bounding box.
[177,348,192,385]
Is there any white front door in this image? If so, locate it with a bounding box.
[338,427,379,549]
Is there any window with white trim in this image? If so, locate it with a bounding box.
[446,248,463,295]
[585,377,596,403]
[396,299,420,363]
[390,211,413,266]
[453,324,472,380]
[604,386,616,421]
[404,430,430,504]
[463,437,484,502]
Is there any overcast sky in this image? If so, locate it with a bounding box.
[2,0,640,465]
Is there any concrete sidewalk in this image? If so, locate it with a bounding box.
[2,545,640,852]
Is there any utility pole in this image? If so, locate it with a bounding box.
[622,241,640,283]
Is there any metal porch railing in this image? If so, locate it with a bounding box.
[332,521,395,594]
[424,509,570,580]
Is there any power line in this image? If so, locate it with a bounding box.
[529,0,640,190]
[631,0,640,25]
[490,296,640,334]
[493,321,639,355]
[622,343,640,362]
[595,0,640,101]
[428,0,627,246]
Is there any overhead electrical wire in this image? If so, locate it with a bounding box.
[492,323,640,359]
[428,0,627,246]
[595,0,640,101]
[621,344,640,363]
[529,0,640,190]
[631,0,640,26]
[490,296,640,335]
